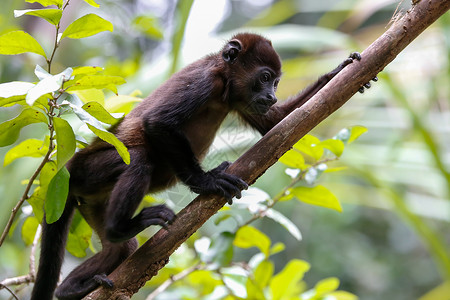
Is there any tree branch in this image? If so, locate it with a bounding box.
[84,1,450,299]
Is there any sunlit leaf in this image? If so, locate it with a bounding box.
[86,124,130,165]
[0,109,47,147]
[26,67,73,105]
[320,139,345,157]
[247,260,274,300]
[328,290,359,300]
[34,65,51,80]
[104,94,142,113]
[72,66,103,77]
[269,242,285,256]
[82,101,122,125]
[314,277,340,295]
[73,89,105,105]
[132,15,164,40]
[270,259,310,300]
[4,138,49,166]
[61,14,113,40]
[291,185,342,212]
[67,75,126,94]
[82,0,100,8]
[0,31,46,58]
[54,117,75,170]
[45,166,70,224]
[0,81,35,98]
[279,147,305,169]
[26,0,63,8]
[21,216,40,245]
[348,125,368,144]
[234,225,271,257]
[14,8,62,25]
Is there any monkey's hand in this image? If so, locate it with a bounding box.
[189,161,248,204]
[341,52,378,93]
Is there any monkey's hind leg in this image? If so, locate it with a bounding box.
[54,238,137,300]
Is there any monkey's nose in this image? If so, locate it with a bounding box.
[266,94,277,105]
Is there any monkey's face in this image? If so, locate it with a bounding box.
[246,67,280,115]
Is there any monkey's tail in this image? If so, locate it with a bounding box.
[30,195,76,300]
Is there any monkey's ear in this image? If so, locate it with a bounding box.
[222,39,242,63]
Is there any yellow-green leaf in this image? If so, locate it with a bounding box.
[291,185,342,212]
[279,147,305,169]
[0,109,47,147]
[26,0,63,8]
[61,13,113,40]
[22,216,40,245]
[315,277,340,295]
[72,66,103,77]
[320,139,345,157]
[4,138,49,166]
[0,31,46,58]
[270,259,310,300]
[233,225,271,257]
[14,9,62,25]
[83,101,122,125]
[54,117,76,170]
[83,0,100,7]
[86,124,130,165]
[348,125,368,144]
[67,75,126,94]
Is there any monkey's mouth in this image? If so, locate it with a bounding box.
[252,98,276,114]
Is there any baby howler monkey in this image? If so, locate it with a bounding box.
[31,33,371,300]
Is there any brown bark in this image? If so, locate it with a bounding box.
[84,0,450,299]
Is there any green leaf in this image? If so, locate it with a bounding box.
[61,13,113,40]
[0,81,35,98]
[290,134,323,162]
[269,242,285,256]
[132,15,164,40]
[265,208,302,241]
[314,277,340,295]
[328,290,359,300]
[291,185,342,212]
[83,0,100,7]
[279,147,305,169]
[86,124,130,165]
[14,9,62,25]
[0,31,46,58]
[64,95,130,164]
[103,94,142,113]
[247,260,274,300]
[269,259,310,300]
[72,66,103,77]
[234,225,271,257]
[67,75,126,94]
[0,109,47,147]
[66,211,92,257]
[73,89,105,105]
[27,187,45,222]
[26,0,63,8]
[45,166,70,224]
[204,232,235,266]
[21,216,40,245]
[348,125,368,144]
[54,117,75,170]
[82,101,122,125]
[4,138,49,166]
[320,139,345,157]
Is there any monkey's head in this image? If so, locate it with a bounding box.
[222,33,282,115]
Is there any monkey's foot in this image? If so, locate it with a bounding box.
[93,274,114,289]
[358,76,378,93]
[140,204,177,230]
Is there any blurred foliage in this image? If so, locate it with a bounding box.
[0,0,449,300]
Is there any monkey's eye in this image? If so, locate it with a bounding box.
[260,72,271,83]
[274,79,280,91]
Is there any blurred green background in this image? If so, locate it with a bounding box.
[0,0,449,299]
